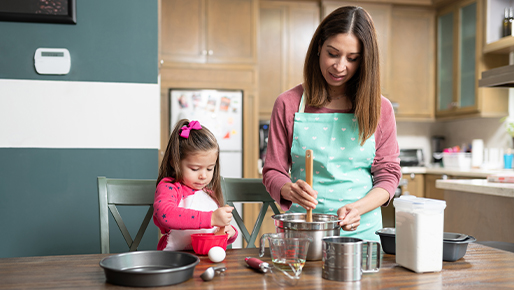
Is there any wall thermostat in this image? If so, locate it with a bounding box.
[34,48,71,75]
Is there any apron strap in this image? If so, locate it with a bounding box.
[299,93,306,113]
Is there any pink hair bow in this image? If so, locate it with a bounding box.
[180,120,202,138]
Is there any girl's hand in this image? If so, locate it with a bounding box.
[211,205,234,227]
[281,180,318,210]
[337,204,361,231]
[224,225,236,238]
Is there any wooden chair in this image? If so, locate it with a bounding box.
[97,176,156,254]
[221,177,281,248]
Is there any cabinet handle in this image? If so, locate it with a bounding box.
[410,173,415,179]
[208,50,213,55]
[202,50,207,55]
[442,174,448,180]
[449,102,459,109]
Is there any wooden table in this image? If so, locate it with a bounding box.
[2,244,514,289]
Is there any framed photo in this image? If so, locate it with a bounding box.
[0,0,76,24]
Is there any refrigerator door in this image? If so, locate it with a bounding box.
[219,152,242,178]
[170,89,243,153]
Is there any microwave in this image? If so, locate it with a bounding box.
[399,149,424,167]
[259,120,270,166]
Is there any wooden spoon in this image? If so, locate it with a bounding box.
[305,149,313,222]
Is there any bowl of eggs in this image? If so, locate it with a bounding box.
[191,233,228,256]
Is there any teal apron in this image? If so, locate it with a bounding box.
[288,94,381,242]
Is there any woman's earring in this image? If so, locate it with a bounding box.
[317,51,320,56]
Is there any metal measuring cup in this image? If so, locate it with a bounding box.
[322,237,381,282]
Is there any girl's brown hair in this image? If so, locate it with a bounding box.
[303,6,381,145]
[157,119,224,206]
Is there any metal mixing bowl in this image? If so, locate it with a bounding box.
[272,213,341,260]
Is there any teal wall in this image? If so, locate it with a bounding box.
[0,0,159,258]
[0,148,159,258]
[0,0,158,83]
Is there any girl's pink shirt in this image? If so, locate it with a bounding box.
[153,177,237,246]
[262,84,401,211]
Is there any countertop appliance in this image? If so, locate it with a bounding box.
[399,149,424,167]
[259,120,269,168]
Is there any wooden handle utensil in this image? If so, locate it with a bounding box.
[305,149,313,222]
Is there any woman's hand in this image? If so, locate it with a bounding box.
[281,180,318,210]
[211,205,234,227]
[337,204,361,231]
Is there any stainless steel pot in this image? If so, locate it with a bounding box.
[271,213,341,261]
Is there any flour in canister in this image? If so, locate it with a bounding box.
[394,196,446,273]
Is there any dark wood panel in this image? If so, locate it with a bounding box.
[2,244,514,289]
[445,189,514,243]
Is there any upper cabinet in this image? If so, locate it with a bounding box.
[323,1,392,98]
[436,0,508,119]
[389,7,436,120]
[323,1,435,121]
[160,0,257,65]
[258,1,320,120]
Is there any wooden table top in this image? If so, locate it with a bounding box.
[1,243,514,289]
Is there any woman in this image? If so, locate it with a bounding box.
[262,6,401,241]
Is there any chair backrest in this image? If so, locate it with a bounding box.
[97,176,156,254]
[221,176,281,248]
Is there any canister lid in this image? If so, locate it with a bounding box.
[393,195,446,211]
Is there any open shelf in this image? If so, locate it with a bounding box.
[484,36,514,54]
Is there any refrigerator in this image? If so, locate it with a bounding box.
[169,88,244,247]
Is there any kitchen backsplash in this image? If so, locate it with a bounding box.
[397,117,511,167]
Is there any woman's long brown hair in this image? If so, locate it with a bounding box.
[157,119,223,206]
[303,6,381,145]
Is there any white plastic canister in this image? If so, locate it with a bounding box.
[393,195,447,273]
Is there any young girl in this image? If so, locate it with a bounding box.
[154,119,238,251]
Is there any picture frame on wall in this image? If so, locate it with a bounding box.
[0,0,76,24]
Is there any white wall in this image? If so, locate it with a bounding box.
[0,79,160,149]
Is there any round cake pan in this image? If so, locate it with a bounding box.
[99,250,199,287]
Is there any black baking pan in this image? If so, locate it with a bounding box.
[375,228,476,261]
[99,251,200,287]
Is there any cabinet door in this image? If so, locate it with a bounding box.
[437,10,455,112]
[206,0,257,64]
[160,0,207,63]
[389,7,435,119]
[322,1,391,97]
[258,1,319,119]
[402,173,425,197]
[424,174,446,200]
[458,1,477,108]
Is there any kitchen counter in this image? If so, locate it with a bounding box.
[2,245,514,289]
[436,178,514,198]
[401,166,510,178]
[436,178,514,244]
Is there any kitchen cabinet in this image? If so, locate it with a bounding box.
[402,173,425,197]
[258,1,319,120]
[389,7,435,120]
[160,0,257,64]
[424,173,477,200]
[436,0,508,119]
[322,1,392,98]
[322,2,436,121]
